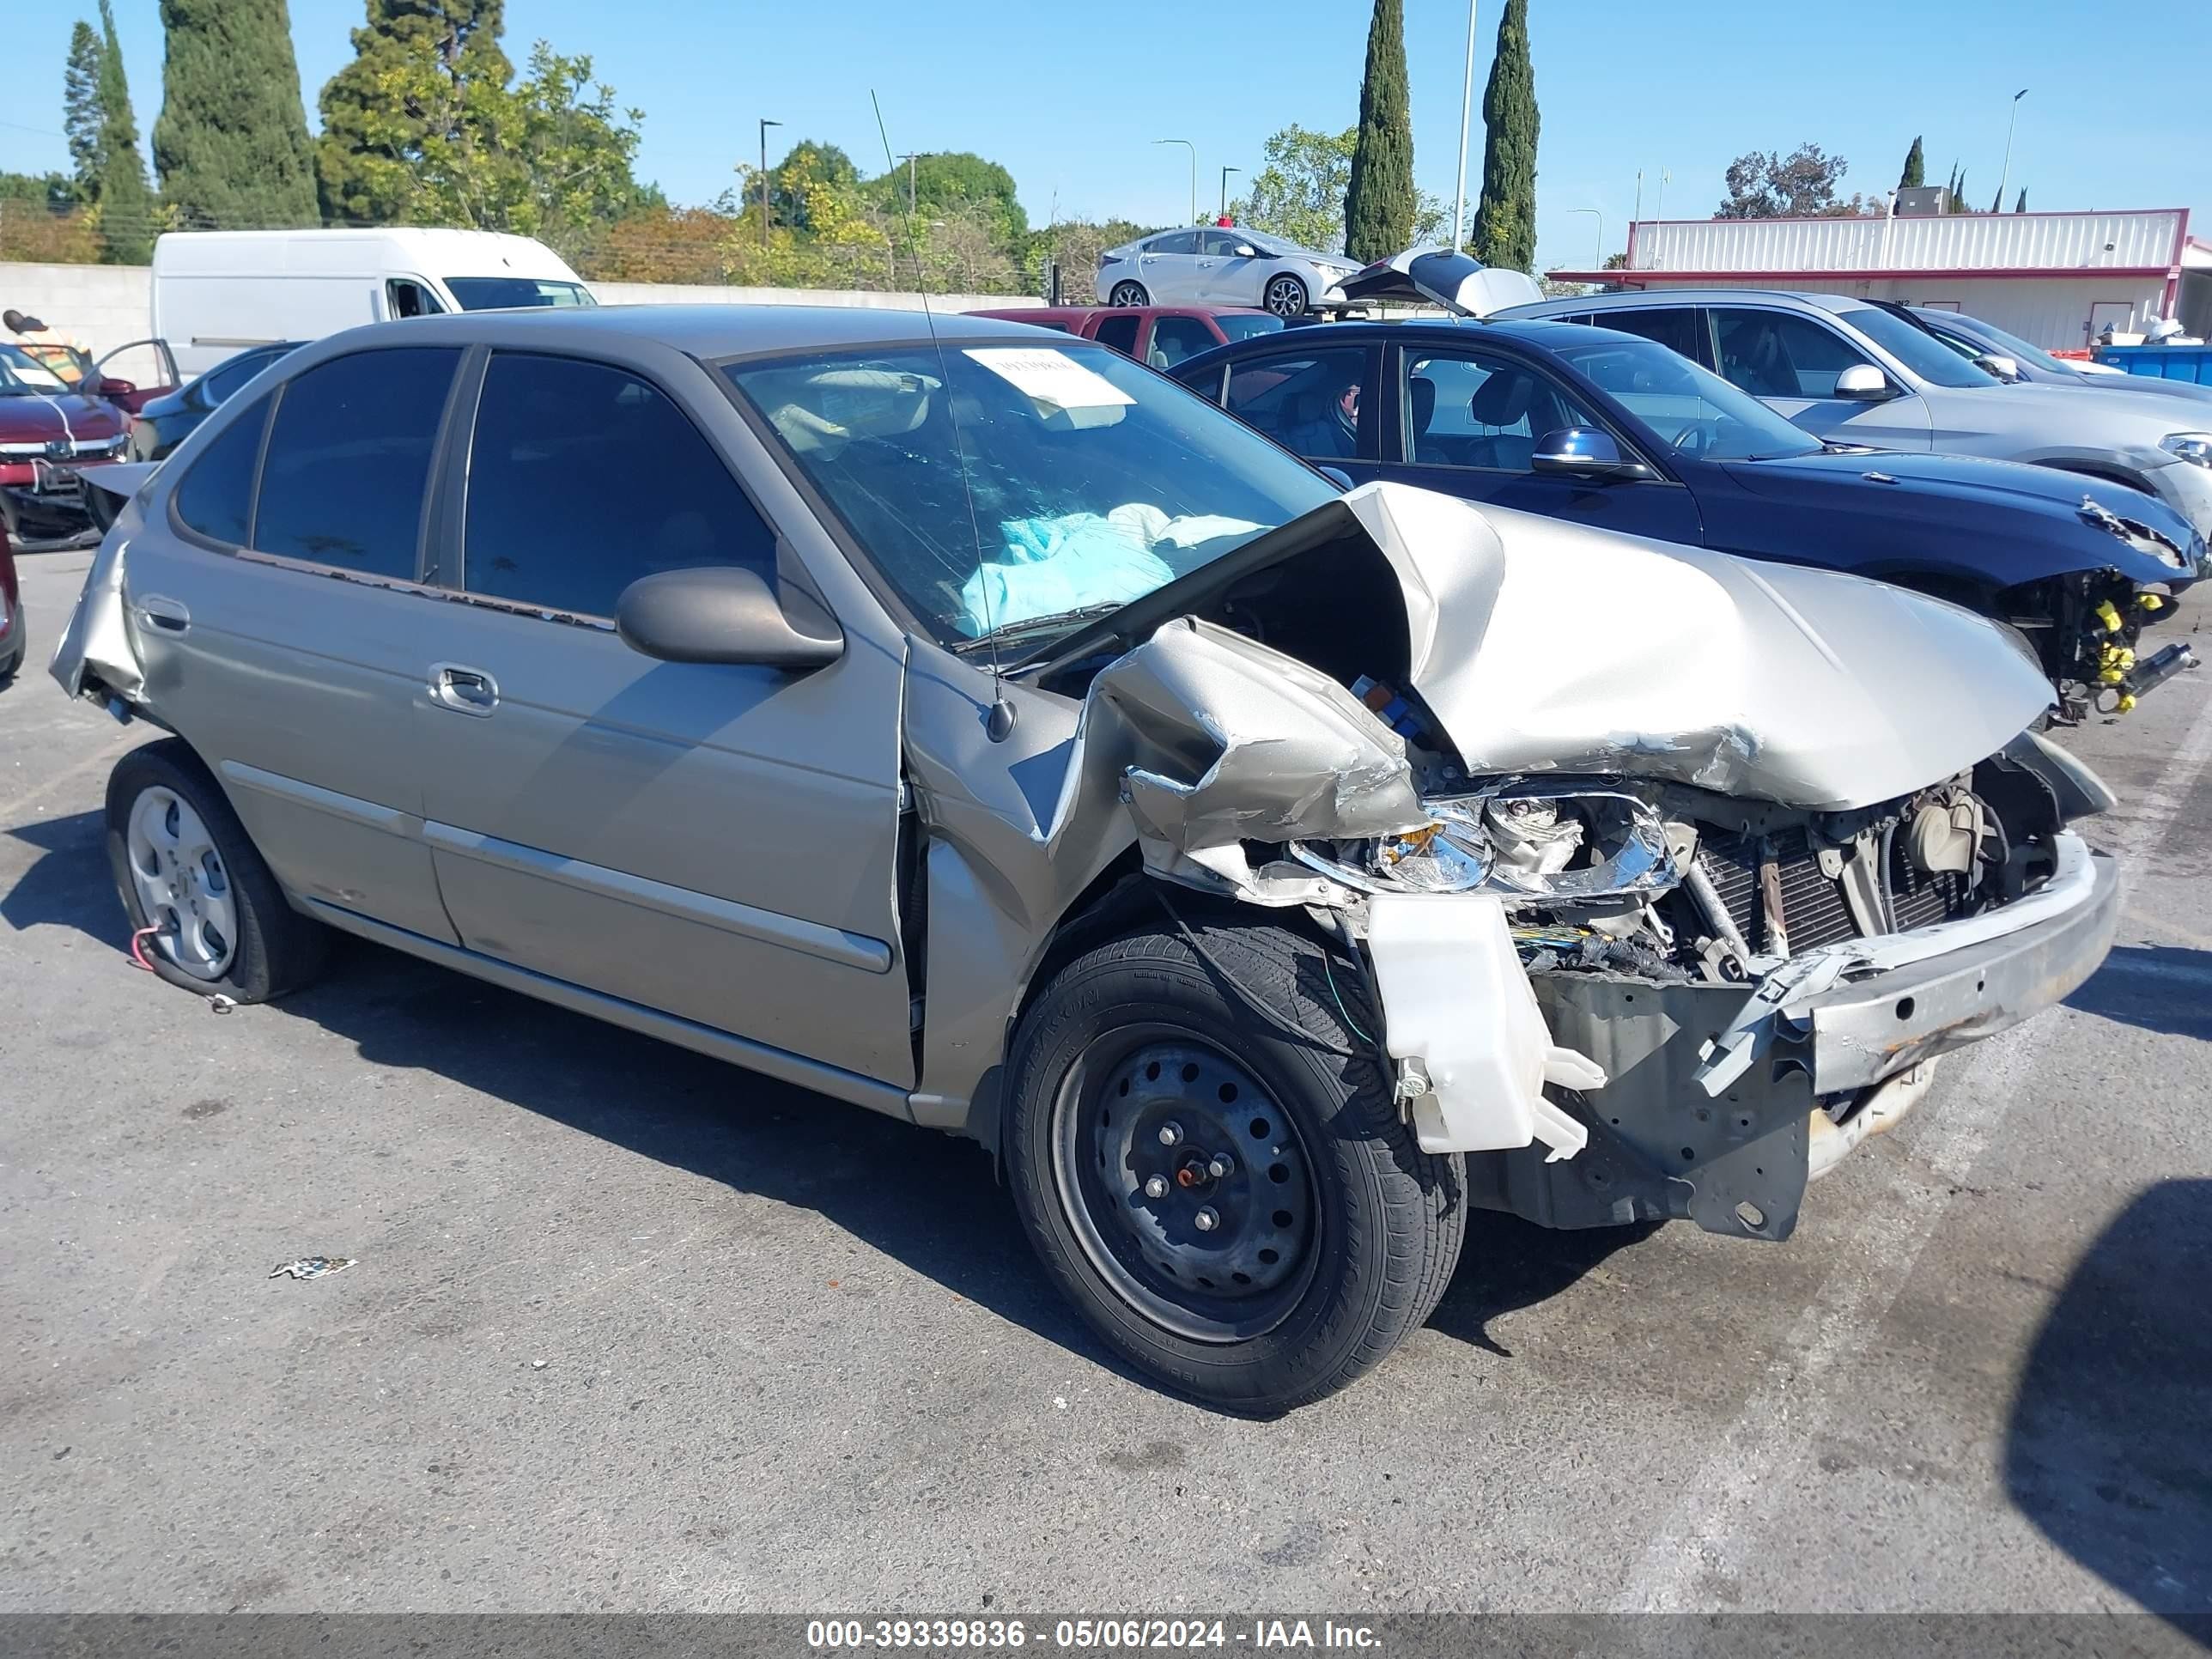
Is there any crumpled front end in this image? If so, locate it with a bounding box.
[1053,483,2120,1242]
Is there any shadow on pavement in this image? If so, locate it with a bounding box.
[2005,1178,2212,1621]
[2064,945,2212,1041]
[2,808,127,946]
[1427,1211,1659,1357]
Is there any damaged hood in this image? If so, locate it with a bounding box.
[1066,483,2056,813]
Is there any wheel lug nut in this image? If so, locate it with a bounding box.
[1194,1207,1218,1232]
[1158,1121,1182,1147]
[1143,1176,1169,1200]
[1207,1153,1235,1179]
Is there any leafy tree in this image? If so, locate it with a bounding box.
[1717,143,1869,219]
[64,21,104,201]
[2014,187,2027,213]
[867,151,1025,243]
[771,140,858,229]
[586,203,734,284]
[317,0,513,226]
[1471,0,1539,270]
[1952,170,1969,213]
[1231,125,1352,252]
[1345,0,1414,264]
[1898,136,1924,191]
[93,0,156,261]
[154,0,317,229]
[0,173,102,262]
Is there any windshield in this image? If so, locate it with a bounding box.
[1838,304,2001,388]
[726,342,1336,648]
[1923,311,2075,378]
[0,343,71,395]
[443,277,596,311]
[1552,334,1822,460]
[1214,313,1288,343]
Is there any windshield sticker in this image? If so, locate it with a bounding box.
[963,348,1134,412]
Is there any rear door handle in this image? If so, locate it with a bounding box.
[137,594,190,633]
[428,661,499,716]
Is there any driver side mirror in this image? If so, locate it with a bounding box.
[1974,353,2021,382]
[1833,363,1899,402]
[96,376,137,398]
[616,565,843,670]
[1532,427,1651,481]
[1231,243,1258,258]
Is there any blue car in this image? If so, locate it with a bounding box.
[1170,309,2205,716]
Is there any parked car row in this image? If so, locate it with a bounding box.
[51,294,2131,1409]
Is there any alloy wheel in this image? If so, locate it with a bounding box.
[125,785,237,980]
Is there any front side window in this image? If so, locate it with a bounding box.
[254,347,459,576]
[725,343,1335,648]
[463,353,775,618]
[173,395,270,545]
[1835,304,2000,388]
[442,277,596,311]
[0,343,69,394]
[1213,313,1287,343]
[1221,348,1368,461]
[386,279,445,319]
[1550,335,1820,461]
[1711,308,1871,399]
[1401,348,1603,471]
[1151,317,1218,368]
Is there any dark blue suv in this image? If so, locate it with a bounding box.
[1171,315,2205,716]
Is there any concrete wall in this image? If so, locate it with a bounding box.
[2,260,1039,362]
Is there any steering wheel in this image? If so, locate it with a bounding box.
[1670,422,1716,459]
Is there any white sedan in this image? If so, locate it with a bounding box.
[1097,228,1360,318]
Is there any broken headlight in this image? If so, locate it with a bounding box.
[1290,787,1682,902]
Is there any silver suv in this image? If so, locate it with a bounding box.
[1500,289,2212,541]
[53,307,2119,1410]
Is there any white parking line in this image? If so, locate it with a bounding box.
[1613,694,2212,1613]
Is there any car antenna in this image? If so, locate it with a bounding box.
[871,91,1016,742]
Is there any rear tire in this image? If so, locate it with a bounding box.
[105,738,328,1003]
[1108,281,1150,307]
[1262,274,1310,318]
[1006,915,1465,1413]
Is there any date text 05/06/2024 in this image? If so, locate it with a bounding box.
[805,1619,1384,1650]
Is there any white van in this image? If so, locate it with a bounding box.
[150,228,595,375]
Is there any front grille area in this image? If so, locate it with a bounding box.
[1697,828,1859,954]
[1887,836,1970,931]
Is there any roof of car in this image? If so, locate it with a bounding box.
[1523,289,1869,316]
[364,302,1066,357]
[1192,315,1648,349]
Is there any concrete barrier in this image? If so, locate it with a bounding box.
[0,260,1041,362]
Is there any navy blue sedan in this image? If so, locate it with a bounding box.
[1170,314,2205,715]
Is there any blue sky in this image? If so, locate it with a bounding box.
[6,0,2208,271]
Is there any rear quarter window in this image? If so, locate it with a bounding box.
[172,395,270,546]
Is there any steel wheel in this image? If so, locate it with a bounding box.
[1108,282,1150,307]
[1050,1023,1318,1343]
[1263,274,1309,318]
[124,784,237,980]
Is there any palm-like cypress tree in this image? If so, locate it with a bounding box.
[1471,0,1539,272]
[153,0,319,228]
[317,0,514,225]
[2014,187,2027,213]
[1898,136,1924,191]
[63,21,104,202]
[1344,0,1414,264]
[92,0,155,261]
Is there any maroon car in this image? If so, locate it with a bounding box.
[0,515,23,682]
[0,341,129,544]
[968,304,1285,369]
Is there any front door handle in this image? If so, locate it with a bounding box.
[137,594,190,633]
[428,661,499,716]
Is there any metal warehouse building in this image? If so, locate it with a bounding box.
[1549,207,2209,354]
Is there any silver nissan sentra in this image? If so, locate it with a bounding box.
[52,305,2119,1411]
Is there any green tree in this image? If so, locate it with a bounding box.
[64,21,104,201]
[869,152,1025,242]
[1344,0,1414,264]
[1898,135,1924,191]
[1231,125,1353,252]
[1471,0,1539,270]
[93,0,156,261]
[316,0,514,225]
[1952,169,1969,213]
[771,140,858,229]
[154,0,318,229]
[2014,187,2027,213]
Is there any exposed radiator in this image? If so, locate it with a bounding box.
[1696,827,1863,955]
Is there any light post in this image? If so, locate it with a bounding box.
[896,153,922,216]
[758,118,781,247]
[1451,0,1479,252]
[1568,207,1602,270]
[1996,88,2028,211]
[1153,138,1196,225]
[1219,166,1240,222]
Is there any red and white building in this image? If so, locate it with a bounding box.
[1548,207,2209,353]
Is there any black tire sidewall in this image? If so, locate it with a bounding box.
[1265,275,1307,317]
[1110,283,1149,307]
[1006,923,1450,1411]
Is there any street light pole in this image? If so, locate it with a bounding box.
[1153,138,1196,225]
[1451,0,1478,252]
[758,117,781,247]
[1568,207,1602,270]
[1219,167,1240,222]
[897,153,921,216]
[1996,88,2028,210]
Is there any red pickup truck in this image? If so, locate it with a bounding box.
[967,304,1286,370]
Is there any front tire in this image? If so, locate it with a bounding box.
[105,738,328,1002]
[1262,274,1310,318]
[1107,281,1151,307]
[1006,916,1465,1413]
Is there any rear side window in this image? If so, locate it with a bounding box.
[1223,348,1369,460]
[1092,315,1141,356]
[462,353,775,618]
[1595,307,1711,368]
[255,348,459,576]
[173,395,270,546]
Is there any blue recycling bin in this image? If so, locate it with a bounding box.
[2094,343,2212,385]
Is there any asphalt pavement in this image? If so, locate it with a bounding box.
[3,540,2208,1615]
